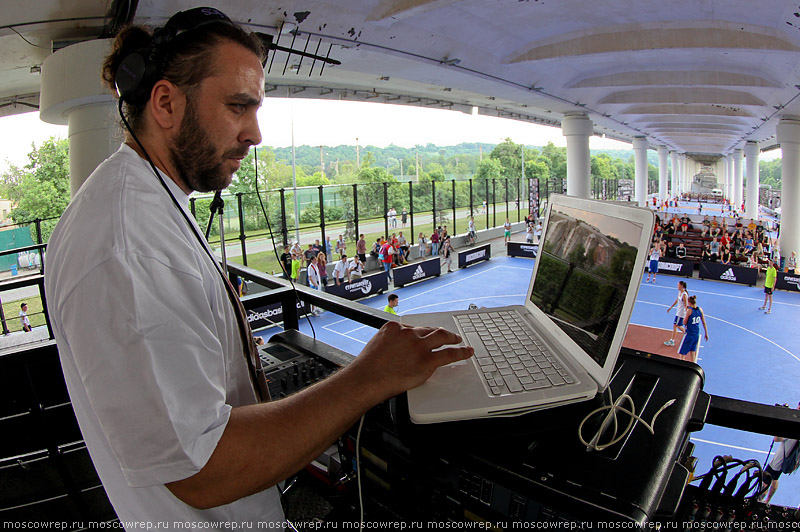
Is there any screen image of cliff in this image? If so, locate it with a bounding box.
[530,205,643,367]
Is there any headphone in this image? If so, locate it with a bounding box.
[115,7,234,105]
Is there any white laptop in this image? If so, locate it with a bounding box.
[402,195,655,424]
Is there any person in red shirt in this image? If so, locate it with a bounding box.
[380,240,395,282]
[430,230,440,256]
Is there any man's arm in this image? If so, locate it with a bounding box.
[166,322,472,509]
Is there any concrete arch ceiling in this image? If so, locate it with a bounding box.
[5,0,800,161]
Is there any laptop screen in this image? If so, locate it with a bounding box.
[529,203,644,368]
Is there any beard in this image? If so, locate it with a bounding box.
[169,98,249,193]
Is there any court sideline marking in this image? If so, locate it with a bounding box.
[643,282,800,309]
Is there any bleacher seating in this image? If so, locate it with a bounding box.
[656,212,771,273]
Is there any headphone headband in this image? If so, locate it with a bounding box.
[115,7,235,105]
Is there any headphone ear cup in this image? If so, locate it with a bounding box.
[115,48,159,106]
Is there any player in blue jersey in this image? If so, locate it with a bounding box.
[678,295,709,363]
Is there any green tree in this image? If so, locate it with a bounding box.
[541,142,567,182]
[760,159,781,189]
[1,138,71,242]
[489,138,523,180]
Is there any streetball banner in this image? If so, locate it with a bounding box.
[507,241,538,259]
[243,293,309,330]
[324,271,389,301]
[394,257,441,288]
[652,257,693,277]
[776,271,800,292]
[458,243,491,269]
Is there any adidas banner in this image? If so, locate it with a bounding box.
[507,241,538,259]
[654,257,693,277]
[458,243,492,269]
[242,293,309,331]
[699,261,758,286]
[776,271,800,292]
[324,271,389,301]
[394,257,441,288]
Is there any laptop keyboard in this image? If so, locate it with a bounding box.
[456,310,576,396]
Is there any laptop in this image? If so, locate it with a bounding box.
[402,194,655,424]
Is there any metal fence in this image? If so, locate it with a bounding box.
[188,177,547,268]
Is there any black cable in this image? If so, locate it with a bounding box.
[10,27,48,49]
[252,147,316,338]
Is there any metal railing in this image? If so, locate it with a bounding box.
[228,259,800,442]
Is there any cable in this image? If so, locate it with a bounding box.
[691,456,767,502]
[578,389,676,452]
[9,27,49,49]
[252,147,316,338]
[355,414,366,526]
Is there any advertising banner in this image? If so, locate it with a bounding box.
[394,257,441,288]
[699,261,758,286]
[458,243,491,269]
[529,177,540,218]
[324,271,389,301]
[652,257,693,277]
[776,271,800,292]
[506,241,538,259]
[243,294,308,331]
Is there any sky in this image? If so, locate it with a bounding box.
[0,97,780,172]
[0,98,635,172]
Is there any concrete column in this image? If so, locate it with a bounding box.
[632,137,649,207]
[670,151,679,197]
[561,113,593,198]
[725,155,734,201]
[657,146,668,202]
[777,118,800,260]
[683,156,692,192]
[733,149,744,210]
[679,154,687,195]
[729,155,735,201]
[40,39,120,196]
[744,141,760,220]
[721,156,729,201]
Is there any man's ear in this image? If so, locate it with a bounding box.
[148,80,185,131]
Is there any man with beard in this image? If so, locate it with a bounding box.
[44,8,472,527]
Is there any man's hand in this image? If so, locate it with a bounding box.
[347,321,474,403]
[166,322,472,510]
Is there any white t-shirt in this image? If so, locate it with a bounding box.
[45,144,283,527]
[333,259,348,281]
[769,439,799,472]
[650,247,661,261]
[307,262,321,288]
[348,259,363,277]
[676,290,688,318]
[20,310,30,328]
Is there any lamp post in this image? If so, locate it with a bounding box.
[291,104,300,243]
